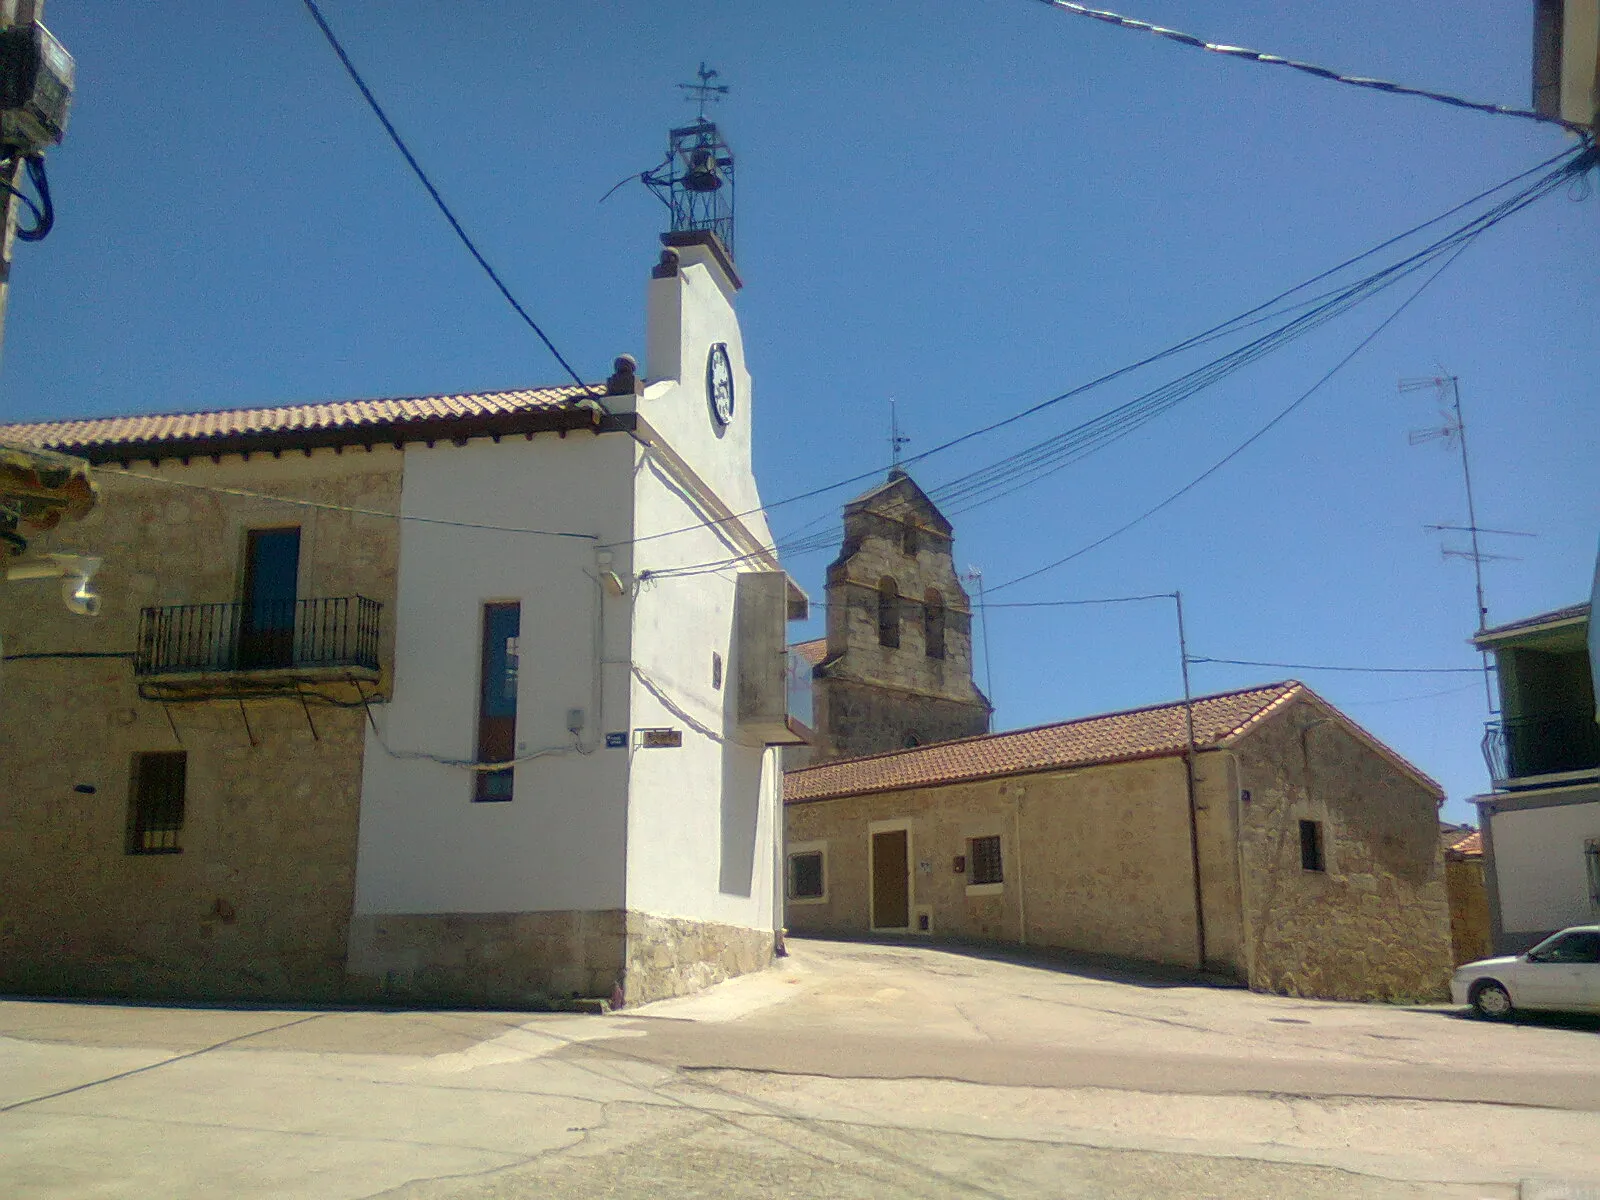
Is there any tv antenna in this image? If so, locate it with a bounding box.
[1401,373,1532,711]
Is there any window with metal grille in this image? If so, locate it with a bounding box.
[1300,819,1326,872]
[127,751,186,854]
[969,835,1003,885]
[788,850,825,900]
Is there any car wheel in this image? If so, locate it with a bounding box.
[1471,980,1513,1020]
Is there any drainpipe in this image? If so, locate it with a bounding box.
[1175,590,1207,971]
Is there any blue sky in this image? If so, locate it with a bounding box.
[4,1,1596,821]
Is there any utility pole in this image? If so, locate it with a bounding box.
[1173,589,1206,972]
[0,0,72,373]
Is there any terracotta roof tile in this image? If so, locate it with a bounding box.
[0,385,601,460]
[791,637,828,667]
[786,682,1303,803]
[1445,829,1483,859]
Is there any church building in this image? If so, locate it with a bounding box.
[790,471,992,767]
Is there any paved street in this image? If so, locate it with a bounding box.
[2,938,1598,1199]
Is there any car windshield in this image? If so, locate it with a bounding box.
[1527,929,1600,964]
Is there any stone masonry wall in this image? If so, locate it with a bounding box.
[816,677,992,760]
[0,452,401,1000]
[1233,698,1453,1002]
[1445,857,1493,966]
[785,755,1236,971]
[622,912,774,1005]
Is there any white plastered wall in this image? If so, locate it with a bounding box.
[1490,798,1600,934]
[352,433,635,915]
[621,244,780,933]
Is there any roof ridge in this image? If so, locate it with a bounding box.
[785,679,1298,777]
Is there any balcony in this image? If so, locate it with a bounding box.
[135,596,382,680]
[1482,712,1600,789]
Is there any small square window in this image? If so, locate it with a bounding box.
[1299,819,1326,873]
[788,849,825,900]
[969,835,1003,886]
[127,751,186,854]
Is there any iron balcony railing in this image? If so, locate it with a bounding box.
[1482,711,1600,787]
[135,595,382,677]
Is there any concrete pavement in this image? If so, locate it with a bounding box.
[0,937,1596,1198]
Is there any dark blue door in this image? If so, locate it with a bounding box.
[241,527,300,668]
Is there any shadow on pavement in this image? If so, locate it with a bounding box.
[791,933,1242,991]
[1428,1004,1600,1034]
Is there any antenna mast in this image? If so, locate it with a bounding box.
[1402,374,1530,712]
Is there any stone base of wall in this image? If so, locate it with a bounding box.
[346,909,774,1008]
[346,910,625,1005]
[622,912,774,1005]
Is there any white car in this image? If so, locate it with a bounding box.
[1451,925,1600,1019]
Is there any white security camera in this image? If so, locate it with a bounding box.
[62,573,99,616]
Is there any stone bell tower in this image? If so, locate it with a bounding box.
[801,471,991,763]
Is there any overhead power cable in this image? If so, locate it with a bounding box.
[984,235,1480,596]
[613,142,1587,560]
[298,0,599,396]
[1029,0,1595,137]
[640,146,1589,585]
[1187,657,1479,675]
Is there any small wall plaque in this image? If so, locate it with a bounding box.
[638,728,683,749]
[605,731,628,749]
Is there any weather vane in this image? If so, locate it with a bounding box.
[677,62,729,122]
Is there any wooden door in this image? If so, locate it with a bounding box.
[871,828,909,929]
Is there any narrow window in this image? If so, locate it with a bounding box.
[902,524,920,557]
[1299,819,1326,872]
[923,588,946,659]
[475,602,521,802]
[1584,838,1599,909]
[127,751,186,854]
[877,576,900,648]
[788,850,825,900]
[969,835,1003,885]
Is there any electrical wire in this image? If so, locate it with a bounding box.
[1187,656,1479,675]
[22,146,1587,577]
[1028,0,1595,137]
[5,156,53,242]
[636,148,1587,586]
[983,232,1487,597]
[297,0,600,397]
[613,143,1590,560]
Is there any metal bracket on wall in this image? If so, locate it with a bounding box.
[235,694,257,748]
[295,684,320,742]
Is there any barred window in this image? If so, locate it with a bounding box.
[969,835,1003,886]
[127,752,186,854]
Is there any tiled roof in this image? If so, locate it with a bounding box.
[0,385,608,462]
[786,682,1305,803]
[791,637,828,667]
[1474,603,1589,645]
[1444,829,1483,859]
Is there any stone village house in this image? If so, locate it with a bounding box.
[779,469,1451,1001]
[784,681,1455,1001]
[0,230,809,1006]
